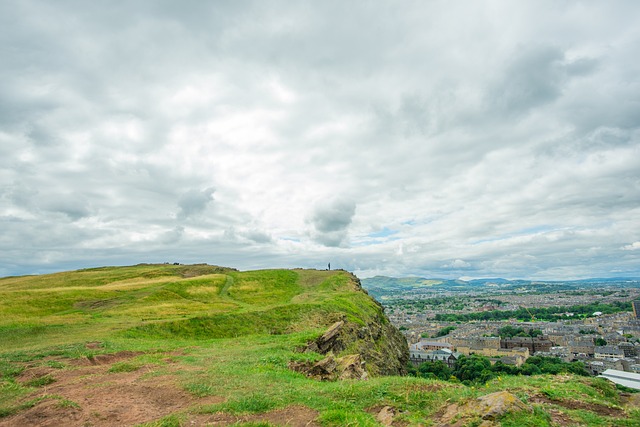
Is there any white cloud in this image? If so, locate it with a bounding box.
[1,1,639,279]
[443,259,471,269]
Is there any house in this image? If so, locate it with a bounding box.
[595,346,625,360]
[501,336,552,353]
[410,348,461,368]
[410,340,453,352]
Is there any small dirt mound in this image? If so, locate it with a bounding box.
[530,394,626,418]
[17,367,56,385]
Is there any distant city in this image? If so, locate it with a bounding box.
[362,276,640,377]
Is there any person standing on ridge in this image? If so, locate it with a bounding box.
[328,263,331,270]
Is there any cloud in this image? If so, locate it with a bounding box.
[309,199,356,247]
[623,242,640,251]
[177,188,215,219]
[0,1,639,279]
[443,259,471,269]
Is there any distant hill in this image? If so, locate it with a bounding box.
[362,275,640,299]
[0,264,637,426]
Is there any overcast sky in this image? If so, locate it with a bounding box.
[1,1,639,280]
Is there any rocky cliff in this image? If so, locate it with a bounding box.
[294,273,409,378]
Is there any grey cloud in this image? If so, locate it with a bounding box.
[242,230,273,244]
[1,1,639,279]
[565,57,599,77]
[491,45,567,115]
[6,183,91,220]
[223,227,272,244]
[310,199,356,247]
[159,226,184,244]
[177,188,215,219]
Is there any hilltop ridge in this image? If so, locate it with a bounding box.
[1,264,638,426]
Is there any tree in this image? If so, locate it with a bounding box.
[594,337,607,346]
[521,363,542,375]
[434,326,457,337]
[453,355,492,384]
[417,360,452,381]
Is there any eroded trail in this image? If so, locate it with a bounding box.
[1,351,222,427]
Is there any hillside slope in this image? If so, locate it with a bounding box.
[1,264,639,426]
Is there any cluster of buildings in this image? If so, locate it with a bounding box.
[407,307,640,376]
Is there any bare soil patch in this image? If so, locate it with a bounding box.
[621,392,640,408]
[530,395,626,418]
[1,351,223,427]
[85,341,103,350]
[16,366,57,384]
[365,405,408,427]
[73,350,144,366]
[189,405,320,426]
[547,408,577,426]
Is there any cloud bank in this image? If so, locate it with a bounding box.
[1,1,639,280]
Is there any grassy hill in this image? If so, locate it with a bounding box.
[0,264,639,426]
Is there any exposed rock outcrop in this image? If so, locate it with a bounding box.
[376,406,396,426]
[291,353,369,381]
[296,274,409,378]
[438,391,532,426]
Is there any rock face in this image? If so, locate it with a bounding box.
[292,353,369,381]
[311,276,409,376]
[336,354,368,380]
[438,391,531,426]
[294,273,409,379]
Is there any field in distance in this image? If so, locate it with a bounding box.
[1,264,639,426]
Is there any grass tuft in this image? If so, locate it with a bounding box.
[108,362,141,373]
[136,414,185,427]
[25,374,56,387]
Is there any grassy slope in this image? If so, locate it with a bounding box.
[0,264,639,426]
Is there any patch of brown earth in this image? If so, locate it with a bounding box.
[16,366,57,384]
[188,405,320,426]
[0,351,224,427]
[547,408,577,426]
[436,391,531,427]
[85,341,103,350]
[530,395,626,418]
[72,350,144,366]
[365,405,408,427]
[621,392,640,408]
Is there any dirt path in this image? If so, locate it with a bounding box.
[1,352,221,427]
[1,349,321,427]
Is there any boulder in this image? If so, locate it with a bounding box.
[438,391,531,426]
[476,391,530,420]
[315,321,346,353]
[307,354,338,381]
[376,406,395,426]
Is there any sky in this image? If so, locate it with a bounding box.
[1,1,639,280]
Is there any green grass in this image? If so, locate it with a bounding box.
[108,362,141,373]
[1,264,638,426]
[136,414,185,427]
[24,374,56,387]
